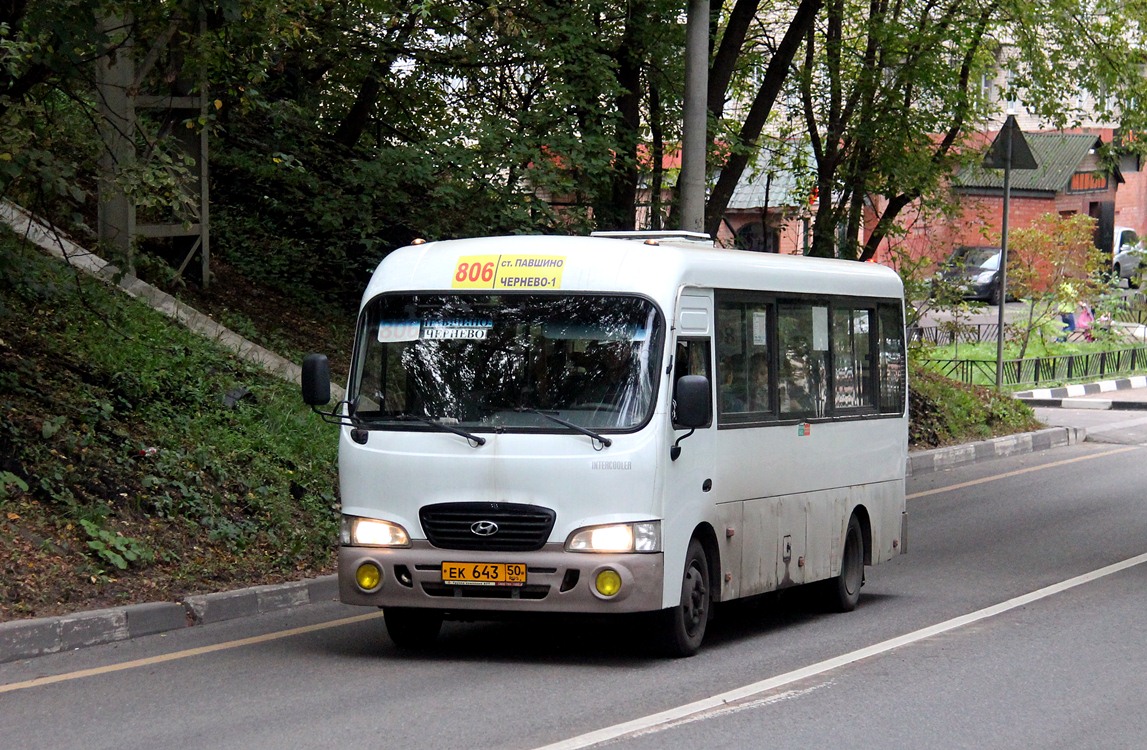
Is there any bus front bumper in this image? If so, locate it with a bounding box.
[338,542,665,614]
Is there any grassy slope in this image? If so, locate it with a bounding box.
[0,233,339,620]
[0,231,1041,622]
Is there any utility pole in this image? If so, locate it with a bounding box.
[678,0,708,234]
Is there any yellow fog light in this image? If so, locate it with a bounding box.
[356,562,383,592]
[595,569,623,597]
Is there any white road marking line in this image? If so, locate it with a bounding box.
[626,683,832,741]
[532,551,1147,750]
[0,612,386,694]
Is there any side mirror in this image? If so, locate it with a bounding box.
[673,374,711,429]
[301,353,332,406]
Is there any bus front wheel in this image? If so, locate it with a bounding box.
[384,607,443,649]
[657,538,711,657]
[827,514,864,612]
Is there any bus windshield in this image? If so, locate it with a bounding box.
[349,293,664,432]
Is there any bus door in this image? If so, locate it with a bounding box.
[669,292,731,599]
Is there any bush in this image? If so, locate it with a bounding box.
[908,365,1041,448]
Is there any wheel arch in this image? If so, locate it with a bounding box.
[690,522,722,601]
[850,505,873,566]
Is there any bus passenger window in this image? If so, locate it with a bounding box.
[832,308,875,411]
[715,298,773,420]
[748,352,770,411]
[877,304,906,414]
[718,354,747,412]
[778,302,828,417]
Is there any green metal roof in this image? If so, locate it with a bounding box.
[953,133,1120,194]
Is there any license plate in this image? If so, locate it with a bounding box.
[442,562,527,587]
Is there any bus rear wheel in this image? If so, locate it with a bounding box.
[384,607,443,649]
[657,538,711,657]
[827,514,864,612]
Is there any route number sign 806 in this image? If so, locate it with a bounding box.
[442,562,526,587]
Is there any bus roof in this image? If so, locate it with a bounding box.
[360,235,904,306]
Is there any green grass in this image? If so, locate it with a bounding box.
[918,329,1147,389]
[0,231,338,619]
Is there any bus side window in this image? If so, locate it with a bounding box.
[675,339,711,380]
[832,307,876,412]
[778,302,828,418]
[715,296,775,422]
[877,303,906,414]
[674,338,712,427]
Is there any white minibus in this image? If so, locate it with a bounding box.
[302,233,908,656]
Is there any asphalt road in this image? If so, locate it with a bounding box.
[2,405,1145,750]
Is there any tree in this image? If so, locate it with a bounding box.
[702,0,1147,258]
[1003,213,1106,358]
[701,0,822,238]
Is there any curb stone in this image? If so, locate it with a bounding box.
[906,426,1084,477]
[0,576,338,664]
[1014,375,1147,407]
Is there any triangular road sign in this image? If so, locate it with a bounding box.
[983,115,1038,170]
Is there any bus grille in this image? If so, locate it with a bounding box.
[421,582,550,600]
[419,502,556,551]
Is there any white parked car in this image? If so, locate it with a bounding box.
[1112,225,1143,289]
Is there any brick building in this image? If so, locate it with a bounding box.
[717,128,1144,273]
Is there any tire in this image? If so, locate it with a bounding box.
[384,607,443,649]
[657,538,711,658]
[827,514,864,613]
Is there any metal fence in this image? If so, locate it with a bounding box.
[909,324,1000,346]
[920,346,1147,387]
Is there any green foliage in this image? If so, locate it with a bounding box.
[202,0,688,305]
[80,519,155,570]
[908,364,1041,448]
[0,230,339,618]
[999,213,1108,358]
[0,470,28,503]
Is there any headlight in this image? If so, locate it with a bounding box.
[565,521,661,553]
[340,516,410,547]
[975,271,995,284]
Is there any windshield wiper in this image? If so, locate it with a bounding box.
[515,408,612,448]
[392,414,486,447]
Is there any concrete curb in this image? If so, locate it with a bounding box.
[906,426,1085,477]
[1014,376,1147,406]
[0,576,337,664]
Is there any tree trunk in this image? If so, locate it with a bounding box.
[650,79,664,230]
[332,75,381,150]
[704,0,822,239]
[707,0,760,121]
[596,2,647,230]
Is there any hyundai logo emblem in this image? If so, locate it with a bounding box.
[471,520,499,536]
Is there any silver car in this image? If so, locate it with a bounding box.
[933,245,1005,303]
[1112,226,1142,289]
